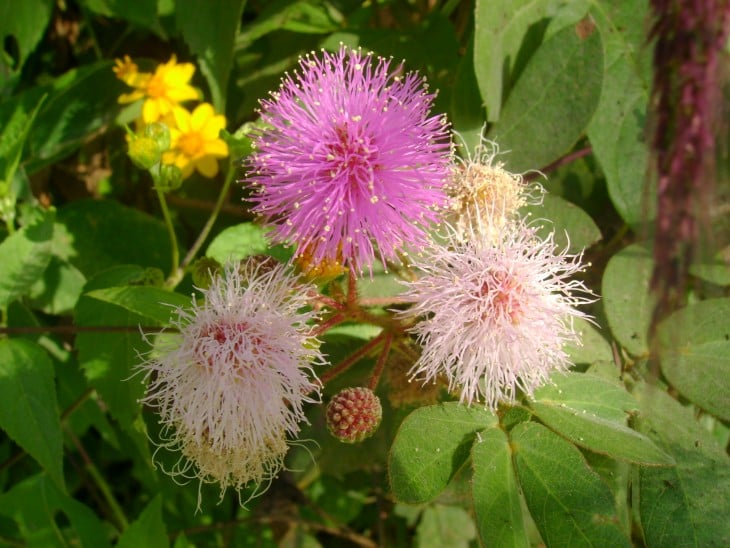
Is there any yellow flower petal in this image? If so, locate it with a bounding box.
[118,90,144,104]
[171,106,192,133]
[203,139,229,158]
[190,103,215,132]
[142,99,163,124]
[196,156,219,178]
[201,115,227,141]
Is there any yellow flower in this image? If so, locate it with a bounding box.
[117,55,200,124]
[113,55,146,87]
[162,103,229,179]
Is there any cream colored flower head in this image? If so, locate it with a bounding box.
[447,129,543,244]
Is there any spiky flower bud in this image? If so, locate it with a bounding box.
[326,387,382,443]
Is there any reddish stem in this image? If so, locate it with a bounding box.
[311,313,347,337]
[367,332,393,390]
[319,331,387,385]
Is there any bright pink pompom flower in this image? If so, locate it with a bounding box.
[247,45,452,274]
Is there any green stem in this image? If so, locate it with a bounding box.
[166,165,236,288]
[156,187,180,283]
[65,427,129,532]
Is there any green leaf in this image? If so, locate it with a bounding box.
[0,94,46,186]
[28,257,86,315]
[206,222,270,264]
[587,0,654,225]
[487,20,603,173]
[74,270,162,427]
[472,427,530,548]
[530,372,674,465]
[117,496,168,548]
[474,0,564,121]
[521,193,602,253]
[512,422,630,547]
[25,61,127,173]
[656,298,730,422]
[236,0,342,49]
[564,316,613,366]
[0,207,54,308]
[633,383,730,547]
[75,304,147,427]
[389,403,497,504]
[602,243,655,356]
[85,286,191,326]
[690,252,730,286]
[357,260,403,299]
[80,0,158,28]
[450,37,485,155]
[0,0,53,82]
[307,475,365,525]
[0,473,110,548]
[415,504,477,548]
[177,0,246,111]
[0,339,64,490]
[57,199,171,277]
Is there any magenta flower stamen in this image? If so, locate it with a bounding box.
[247,45,452,274]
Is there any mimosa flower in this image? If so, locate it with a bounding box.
[138,260,325,501]
[162,103,229,179]
[398,223,594,410]
[118,55,200,123]
[447,133,542,244]
[247,45,452,274]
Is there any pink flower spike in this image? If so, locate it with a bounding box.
[398,223,595,410]
[247,45,452,275]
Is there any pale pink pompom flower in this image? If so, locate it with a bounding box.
[398,224,594,410]
[247,44,452,274]
[138,259,325,502]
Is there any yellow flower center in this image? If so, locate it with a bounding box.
[146,75,168,98]
[179,131,204,157]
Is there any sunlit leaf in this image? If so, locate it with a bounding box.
[657,298,730,421]
[521,193,602,253]
[85,286,191,326]
[177,0,246,110]
[472,427,530,548]
[206,222,270,264]
[0,208,54,308]
[587,0,654,225]
[0,0,53,83]
[487,20,603,172]
[602,243,655,356]
[512,422,630,547]
[389,403,497,504]
[474,0,565,121]
[633,383,730,547]
[415,504,477,548]
[530,372,674,465]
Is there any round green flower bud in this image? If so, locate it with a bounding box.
[128,136,161,170]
